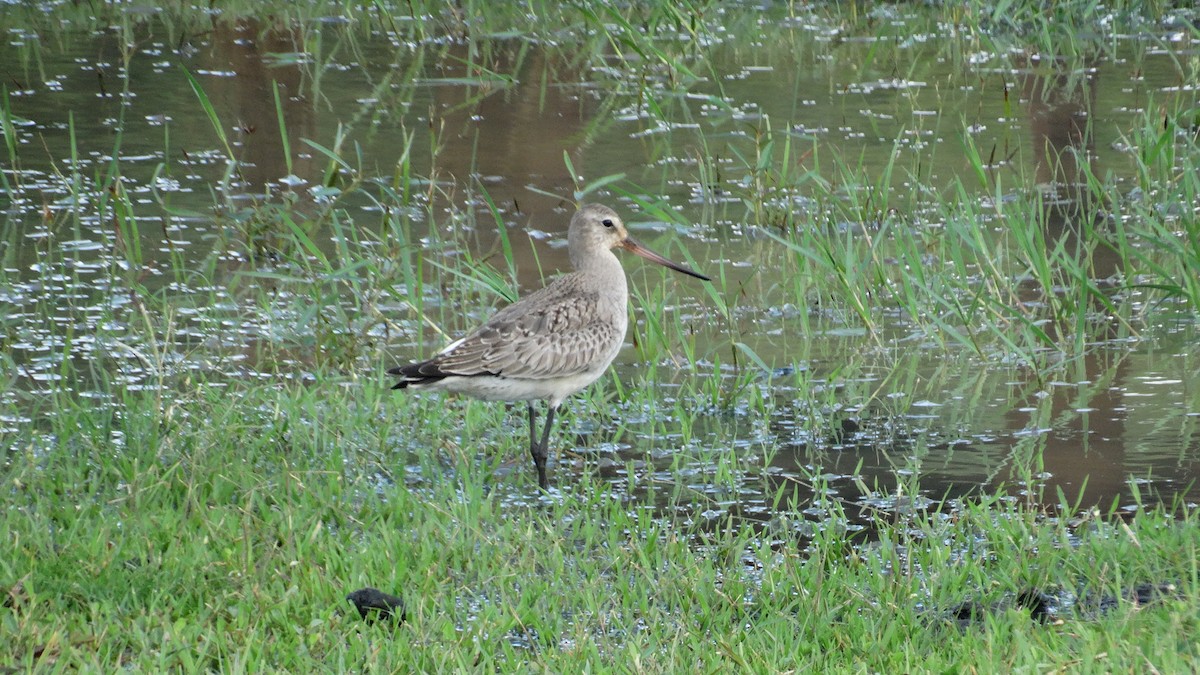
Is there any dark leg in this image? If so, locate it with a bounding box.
[527,403,548,490]
[526,402,558,490]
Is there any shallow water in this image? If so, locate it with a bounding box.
[3,7,1200,527]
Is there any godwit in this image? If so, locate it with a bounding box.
[389,203,709,489]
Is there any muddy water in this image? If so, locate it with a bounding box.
[2,12,1199,526]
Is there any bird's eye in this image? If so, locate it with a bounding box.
[602,219,615,228]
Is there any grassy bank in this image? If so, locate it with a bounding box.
[3,380,1198,671]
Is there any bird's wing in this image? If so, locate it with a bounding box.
[405,281,623,381]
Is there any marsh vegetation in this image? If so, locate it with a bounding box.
[2,0,1199,670]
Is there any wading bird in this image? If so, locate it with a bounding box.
[389,203,709,489]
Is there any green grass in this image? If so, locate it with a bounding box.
[3,380,1198,671]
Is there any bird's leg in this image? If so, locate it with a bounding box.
[536,405,559,490]
[526,402,558,490]
[527,403,548,490]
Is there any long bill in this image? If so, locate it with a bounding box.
[619,237,711,282]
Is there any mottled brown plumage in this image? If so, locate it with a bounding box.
[389,204,708,489]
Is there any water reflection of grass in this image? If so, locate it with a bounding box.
[3,1,1200,671]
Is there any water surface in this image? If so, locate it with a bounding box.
[3,7,1199,530]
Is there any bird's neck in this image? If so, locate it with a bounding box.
[570,247,628,297]
[570,245,618,274]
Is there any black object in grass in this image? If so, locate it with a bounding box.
[346,587,407,624]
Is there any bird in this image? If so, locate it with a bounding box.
[388,203,710,489]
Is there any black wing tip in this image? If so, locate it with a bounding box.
[390,360,444,378]
[387,359,500,389]
[388,360,451,389]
